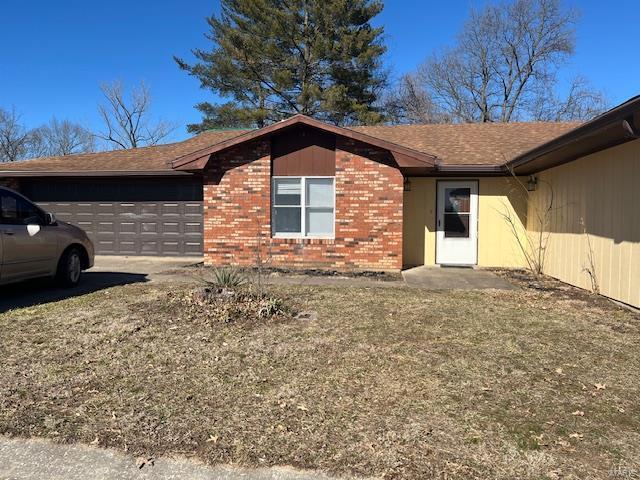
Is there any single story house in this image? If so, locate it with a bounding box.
[1,95,639,307]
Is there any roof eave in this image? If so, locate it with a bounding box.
[0,170,196,178]
[507,95,640,174]
[437,164,507,173]
[510,119,639,175]
[171,115,438,171]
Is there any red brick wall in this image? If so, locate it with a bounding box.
[203,137,404,271]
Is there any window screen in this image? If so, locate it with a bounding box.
[272,177,334,237]
[443,187,471,238]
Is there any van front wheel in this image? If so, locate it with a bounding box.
[57,248,82,287]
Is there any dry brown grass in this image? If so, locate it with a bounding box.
[1,280,639,479]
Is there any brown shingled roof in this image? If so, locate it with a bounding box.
[0,120,580,175]
[350,122,580,166]
[0,129,248,174]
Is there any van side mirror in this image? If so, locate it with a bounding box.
[45,212,57,225]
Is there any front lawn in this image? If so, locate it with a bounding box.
[1,279,639,479]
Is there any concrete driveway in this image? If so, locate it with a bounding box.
[0,256,202,313]
[90,255,203,279]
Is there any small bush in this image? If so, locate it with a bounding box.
[205,267,247,288]
[258,297,286,318]
[172,287,292,326]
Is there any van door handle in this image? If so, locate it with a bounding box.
[3,231,14,235]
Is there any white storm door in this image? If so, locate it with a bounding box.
[436,181,478,265]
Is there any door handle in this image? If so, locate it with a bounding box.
[3,231,14,235]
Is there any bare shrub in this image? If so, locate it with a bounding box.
[498,170,555,275]
[580,218,600,294]
[173,287,292,325]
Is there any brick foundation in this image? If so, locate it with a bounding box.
[203,137,404,271]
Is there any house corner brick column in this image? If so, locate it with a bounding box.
[203,140,271,266]
[332,139,403,271]
[202,137,404,271]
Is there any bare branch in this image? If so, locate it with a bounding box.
[530,76,608,121]
[382,74,450,124]
[497,166,556,275]
[0,107,32,162]
[34,118,95,156]
[394,0,604,123]
[580,217,600,294]
[96,81,176,150]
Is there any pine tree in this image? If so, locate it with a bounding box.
[176,0,387,132]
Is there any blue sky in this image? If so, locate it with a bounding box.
[1,0,638,141]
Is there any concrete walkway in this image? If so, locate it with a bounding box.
[90,257,514,291]
[402,265,514,290]
[0,436,347,480]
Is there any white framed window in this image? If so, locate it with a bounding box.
[272,176,335,238]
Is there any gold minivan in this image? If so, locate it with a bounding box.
[0,187,94,287]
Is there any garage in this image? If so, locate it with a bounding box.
[0,128,246,257]
[19,177,204,256]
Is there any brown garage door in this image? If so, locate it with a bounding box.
[21,177,203,256]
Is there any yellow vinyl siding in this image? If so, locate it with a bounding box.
[529,139,640,307]
[402,178,436,267]
[403,177,528,268]
[402,139,640,307]
[477,177,528,268]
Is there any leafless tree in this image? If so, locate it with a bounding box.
[530,76,608,121]
[383,74,450,124]
[389,0,606,124]
[0,107,33,162]
[1,108,96,161]
[96,81,175,150]
[32,117,95,157]
[22,130,50,159]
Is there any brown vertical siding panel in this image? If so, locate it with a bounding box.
[272,125,336,176]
